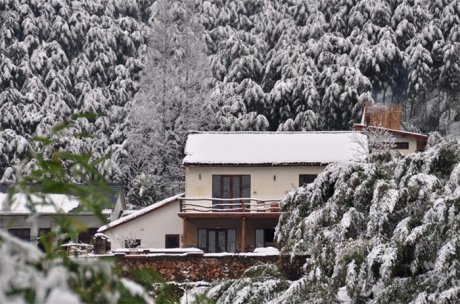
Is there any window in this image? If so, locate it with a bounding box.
[8,228,31,241]
[255,228,275,248]
[198,229,236,253]
[299,174,317,186]
[124,239,141,248]
[165,234,180,248]
[212,175,250,209]
[394,142,409,149]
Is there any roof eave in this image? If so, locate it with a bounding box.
[183,162,330,167]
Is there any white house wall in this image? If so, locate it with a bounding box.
[104,201,182,249]
[393,135,418,155]
[0,214,105,240]
[184,165,325,208]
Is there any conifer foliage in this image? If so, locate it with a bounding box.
[201,0,460,132]
[204,134,460,303]
[2,0,460,207]
[0,0,150,186]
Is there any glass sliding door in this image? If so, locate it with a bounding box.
[197,229,237,253]
[212,175,251,210]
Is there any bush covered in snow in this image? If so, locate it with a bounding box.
[199,134,460,303]
[0,230,153,304]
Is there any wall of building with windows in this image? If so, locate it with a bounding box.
[102,200,182,249]
[184,165,325,209]
[0,214,104,244]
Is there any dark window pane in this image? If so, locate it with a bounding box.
[242,175,251,207]
[222,176,231,197]
[8,228,31,241]
[233,176,240,208]
[394,142,409,149]
[265,229,275,243]
[165,234,180,248]
[212,176,221,206]
[227,230,236,253]
[255,229,264,248]
[208,230,216,253]
[242,176,250,197]
[212,175,251,210]
[217,230,226,252]
[198,229,207,250]
[299,174,317,186]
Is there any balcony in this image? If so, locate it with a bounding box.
[179,198,281,214]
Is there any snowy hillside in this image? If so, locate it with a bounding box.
[0,0,149,185]
[202,134,460,303]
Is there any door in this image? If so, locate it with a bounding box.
[198,229,236,253]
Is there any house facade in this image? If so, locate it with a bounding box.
[0,184,125,244]
[353,103,428,155]
[179,132,368,253]
[98,194,183,249]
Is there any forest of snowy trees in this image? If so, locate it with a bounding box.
[200,134,460,303]
[1,0,460,207]
[1,1,460,303]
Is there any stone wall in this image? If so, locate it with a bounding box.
[114,254,306,282]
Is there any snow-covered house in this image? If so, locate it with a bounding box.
[0,184,125,244]
[97,194,183,249]
[179,132,368,253]
[353,103,428,154]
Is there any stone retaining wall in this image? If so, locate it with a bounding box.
[114,254,306,282]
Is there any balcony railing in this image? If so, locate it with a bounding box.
[179,197,281,213]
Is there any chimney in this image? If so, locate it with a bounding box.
[363,103,402,130]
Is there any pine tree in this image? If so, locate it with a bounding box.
[126,0,210,207]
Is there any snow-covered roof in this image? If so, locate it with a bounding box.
[0,193,80,214]
[0,184,122,215]
[97,193,184,232]
[183,132,368,165]
[353,123,428,141]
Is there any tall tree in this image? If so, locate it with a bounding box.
[126,0,210,207]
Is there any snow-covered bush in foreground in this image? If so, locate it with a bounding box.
[202,134,460,303]
[0,230,152,304]
[205,264,289,304]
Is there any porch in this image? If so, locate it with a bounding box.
[178,198,281,253]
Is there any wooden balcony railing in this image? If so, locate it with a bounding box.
[179,197,281,213]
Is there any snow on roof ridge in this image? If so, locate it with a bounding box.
[0,193,80,214]
[98,193,184,232]
[188,130,360,135]
[184,132,368,165]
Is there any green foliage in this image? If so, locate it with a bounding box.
[203,264,290,304]
[430,141,460,178]
[0,117,156,303]
[213,134,460,304]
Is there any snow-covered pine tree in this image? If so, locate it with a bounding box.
[406,39,433,125]
[126,0,210,207]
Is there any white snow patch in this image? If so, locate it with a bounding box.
[183,132,368,165]
[0,193,79,214]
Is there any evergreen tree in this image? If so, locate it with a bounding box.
[126,0,210,206]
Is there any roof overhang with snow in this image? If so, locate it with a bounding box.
[97,193,184,232]
[353,124,428,143]
[182,132,368,166]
